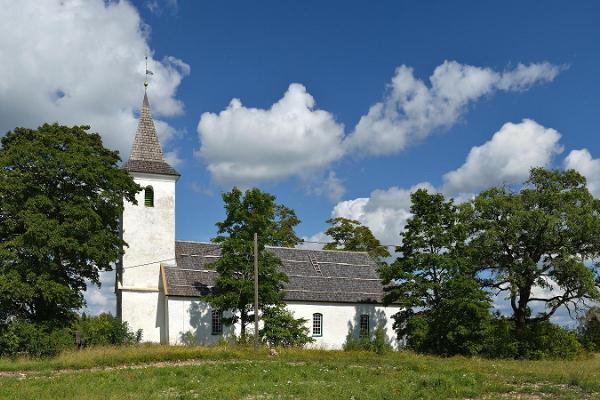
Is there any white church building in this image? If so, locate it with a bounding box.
[116,90,402,349]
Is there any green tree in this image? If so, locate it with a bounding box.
[380,189,491,355]
[324,217,390,259]
[205,187,301,338]
[469,168,600,332]
[578,307,600,351]
[260,306,313,347]
[0,124,139,328]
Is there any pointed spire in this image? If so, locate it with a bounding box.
[130,92,165,162]
[124,91,179,177]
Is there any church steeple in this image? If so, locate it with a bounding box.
[124,90,179,177]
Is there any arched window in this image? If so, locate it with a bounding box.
[144,186,154,207]
[359,314,370,338]
[312,313,323,337]
[211,310,222,335]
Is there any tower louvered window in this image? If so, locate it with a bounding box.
[144,186,154,207]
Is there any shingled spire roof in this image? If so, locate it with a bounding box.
[124,92,179,176]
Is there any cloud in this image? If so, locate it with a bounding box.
[331,183,436,246]
[344,61,563,156]
[0,0,189,157]
[146,0,178,15]
[564,149,600,197]
[324,119,563,248]
[83,270,116,316]
[442,119,563,196]
[197,83,345,186]
[297,232,331,250]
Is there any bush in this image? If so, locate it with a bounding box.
[0,320,72,357]
[399,277,492,356]
[260,306,314,348]
[75,313,142,347]
[0,314,141,358]
[484,318,582,360]
[578,307,600,352]
[343,325,391,354]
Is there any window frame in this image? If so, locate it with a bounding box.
[312,313,323,337]
[359,314,370,338]
[144,186,154,207]
[211,310,223,335]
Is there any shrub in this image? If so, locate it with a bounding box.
[0,314,141,358]
[0,320,72,357]
[399,277,492,356]
[484,318,582,360]
[75,313,141,347]
[260,306,314,348]
[180,331,197,347]
[578,307,600,351]
[74,313,142,347]
[343,325,391,354]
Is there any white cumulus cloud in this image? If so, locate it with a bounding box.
[0,0,189,156]
[344,61,563,156]
[564,149,600,197]
[442,119,563,196]
[323,119,564,247]
[197,83,345,186]
[331,183,436,246]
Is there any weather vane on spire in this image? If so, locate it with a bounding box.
[144,54,154,89]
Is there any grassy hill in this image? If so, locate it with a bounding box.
[0,345,599,399]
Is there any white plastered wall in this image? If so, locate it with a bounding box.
[119,172,177,343]
[286,302,402,350]
[165,297,402,349]
[167,297,237,345]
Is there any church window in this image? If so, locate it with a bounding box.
[312,313,322,337]
[359,314,370,338]
[211,310,223,335]
[144,186,154,207]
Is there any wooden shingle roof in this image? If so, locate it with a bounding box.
[123,92,179,177]
[162,241,386,303]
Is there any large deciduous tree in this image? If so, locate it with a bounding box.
[324,217,390,259]
[0,124,140,327]
[205,187,301,338]
[380,189,491,355]
[469,168,600,332]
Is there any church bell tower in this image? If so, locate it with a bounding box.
[117,83,179,343]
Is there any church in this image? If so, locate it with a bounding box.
[116,90,402,349]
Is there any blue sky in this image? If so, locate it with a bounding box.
[1,1,599,320]
[132,0,599,242]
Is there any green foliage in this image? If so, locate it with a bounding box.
[260,306,314,347]
[0,320,72,357]
[469,168,600,331]
[484,318,582,360]
[180,331,197,347]
[0,124,140,328]
[421,277,492,356]
[381,189,490,356]
[324,217,390,259]
[75,313,141,347]
[343,324,391,354]
[0,314,141,357]
[578,307,600,351]
[205,187,301,337]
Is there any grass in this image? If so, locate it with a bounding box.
[0,345,599,399]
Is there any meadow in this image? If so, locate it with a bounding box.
[0,345,599,399]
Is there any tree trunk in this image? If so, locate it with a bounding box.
[515,285,532,332]
[240,310,247,338]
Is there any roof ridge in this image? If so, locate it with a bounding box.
[175,239,370,256]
